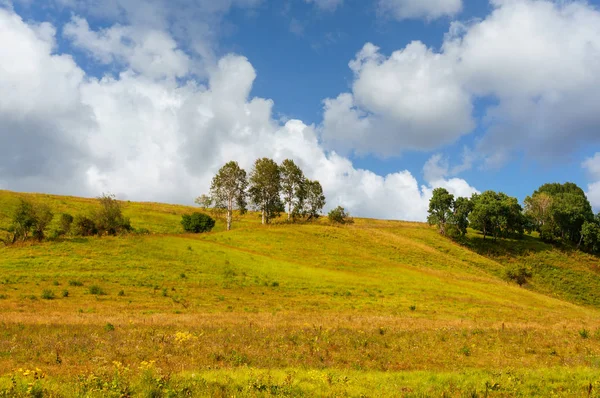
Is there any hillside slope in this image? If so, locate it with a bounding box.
[1,190,600,396]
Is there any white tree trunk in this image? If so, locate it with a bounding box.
[262,209,266,225]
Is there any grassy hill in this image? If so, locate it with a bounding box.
[1,189,600,397]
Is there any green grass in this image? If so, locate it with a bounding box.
[1,189,600,396]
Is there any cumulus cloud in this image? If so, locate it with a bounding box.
[322,42,474,156]
[0,7,478,221]
[378,0,462,20]
[64,16,191,79]
[323,0,600,165]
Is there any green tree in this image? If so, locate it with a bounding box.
[280,159,306,221]
[31,204,53,241]
[249,158,284,225]
[470,191,525,241]
[427,188,454,235]
[449,196,473,237]
[302,180,326,221]
[6,199,54,243]
[210,161,248,231]
[95,193,131,236]
[532,183,594,243]
[9,199,37,243]
[581,221,600,253]
[181,213,215,233]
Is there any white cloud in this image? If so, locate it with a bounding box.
[0,7,478,221]
[584,153,600,211]
[323,0,600,165]
[445,0,600,164]
[305,0,343,12]
[322,42,474,156]
[63,16,192,79]
[378,0,462,20]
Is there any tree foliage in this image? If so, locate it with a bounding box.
[181,213,215,233]
[280,159,306,221]
[95,193,131,236]
[194,194,213,210]
[210,161,248,231]
[531,182,594,244]
[427,188,454,235]
[470,191,525,240]
[249,158,284,225]
[302,180,326,221]
[5,199,54,243]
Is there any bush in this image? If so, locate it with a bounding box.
[41,289,55,300]
[7,199,54,242]
[95,193,132,236]
[181,213,216,233]
[506,265,533,286]
[59,213,74,235]
[73,215,98,236]
[88,285,107,295]
[328,206,354,225]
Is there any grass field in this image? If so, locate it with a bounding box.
[1,189,600,397]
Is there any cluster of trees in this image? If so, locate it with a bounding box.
[428,182,600,254]
[428,188,525,240]
[198,158,326,230]
[1,194,132,244]
[524,183,599,252]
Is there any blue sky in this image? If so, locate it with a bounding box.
[1,0,600,220]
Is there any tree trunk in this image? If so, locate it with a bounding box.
[262,209,266,225]
[226,209,232,231]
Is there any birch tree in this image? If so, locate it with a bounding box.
[280,159,305,221]
[249,158,283,224]
[303,180,326,220]
[210,161,248,231]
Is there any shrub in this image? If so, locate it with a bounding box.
[181,213,216,233]
[62,290,69,298]
[506,265,533,287]
[41,289,55,300]
[69,280,84,287]
[328,206,354,225]
[73,215,98,236]
[59,213,74,235]
[7,199,54,242]
[89,285,107,295]
[95,193,132,236]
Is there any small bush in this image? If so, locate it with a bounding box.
[89,285,107,295]
[69,280,84,287]
[41,289,55,300]
[62,290,69,298]
[118,290,125,296]
[409,305,416,311]
[181,213,216,233]
[0,294,8,300]
[104,323,115,332]
[579,328,590,339]
[73,215,98,236]
[505,265,533,286]
[59,213,74,235]
[328,206,354,225]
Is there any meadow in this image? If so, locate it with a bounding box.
[1,190,600,397]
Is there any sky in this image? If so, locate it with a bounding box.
[1,0,600,221]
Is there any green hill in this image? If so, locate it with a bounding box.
[1,189,600,397]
